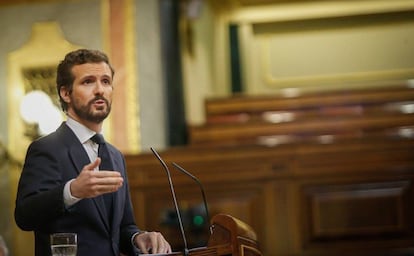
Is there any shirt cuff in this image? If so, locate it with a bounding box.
[63,179,82,207]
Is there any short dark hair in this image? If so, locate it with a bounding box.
[56,49,115,111]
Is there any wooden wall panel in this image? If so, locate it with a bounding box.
[303,180,412,239]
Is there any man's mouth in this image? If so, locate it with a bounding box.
[94,99,106,105]
[91,98,108,109]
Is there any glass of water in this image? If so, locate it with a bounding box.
[50,233,77,256]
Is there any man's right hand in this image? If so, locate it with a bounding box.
[70,158,124,199]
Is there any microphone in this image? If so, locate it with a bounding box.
[150,147,189,256]
[171,162,213,235]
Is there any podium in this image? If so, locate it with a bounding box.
[159,214,262,256]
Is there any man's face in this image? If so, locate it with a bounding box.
[63,62,113,124]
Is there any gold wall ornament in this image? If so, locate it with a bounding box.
[7,21,82,256]
[22,66,59,105]
[7,21,81,159]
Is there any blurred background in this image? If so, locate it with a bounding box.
[1,0,414,255]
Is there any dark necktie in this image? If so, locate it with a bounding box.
[91,133,113,170]
[90,133,113,224]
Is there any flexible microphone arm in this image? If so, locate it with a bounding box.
[150,148,189,256]
[172,162,213,235]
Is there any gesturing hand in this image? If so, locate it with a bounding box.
[70,158,124,199]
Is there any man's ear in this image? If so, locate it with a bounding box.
[59,86,71,103]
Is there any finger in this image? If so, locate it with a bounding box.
[152,234,163,253]
[97,177,124,185]
[150,234,158,254]
[93,176,123,187]
[151,232,169,254]
[92,177,123,191]
[86,158,101,171]
[165,240,172,253]
[95,184,122,193]
[135,237,149,254]
[94,171,122,178]
[160,235,171,254]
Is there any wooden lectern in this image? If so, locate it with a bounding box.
[154,214,262,256]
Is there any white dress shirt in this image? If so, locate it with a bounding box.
[63,116,100,207]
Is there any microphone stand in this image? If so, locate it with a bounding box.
[150,148,189,256]
[172,162,213,235]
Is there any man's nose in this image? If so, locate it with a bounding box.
[94,81,105,94]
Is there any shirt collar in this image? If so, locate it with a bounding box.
[65,116,96,144]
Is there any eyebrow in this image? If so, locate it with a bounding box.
[79,74,112,80]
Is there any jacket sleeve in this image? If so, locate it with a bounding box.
[14,139,68,231]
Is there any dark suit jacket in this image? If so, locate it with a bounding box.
[15,123,141,256]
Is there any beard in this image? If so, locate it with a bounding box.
[71,95,111,124]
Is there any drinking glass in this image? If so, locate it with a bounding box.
[50,233,77,256]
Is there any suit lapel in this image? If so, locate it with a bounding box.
[106,146,126,233]
[59,124,111,233]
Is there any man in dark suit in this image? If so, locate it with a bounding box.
[15,49,171,256]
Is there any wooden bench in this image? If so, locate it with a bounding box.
[189,82,414,146]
